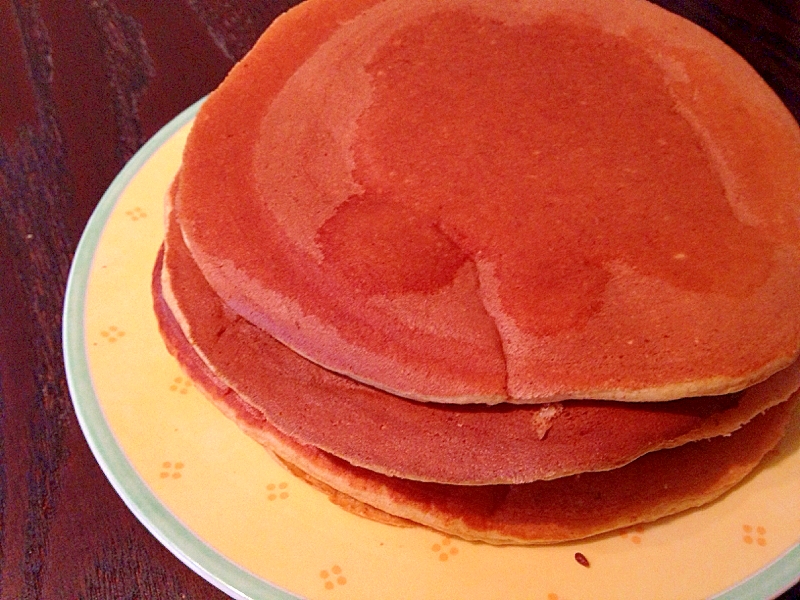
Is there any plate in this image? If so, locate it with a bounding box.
[64,100,800,600]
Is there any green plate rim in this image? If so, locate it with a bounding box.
[62,98,298,600]
[62,99,800,600]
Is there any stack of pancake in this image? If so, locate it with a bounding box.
[152,0,800,543]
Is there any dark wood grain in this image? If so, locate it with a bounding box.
[0,2,287,597]
[653,0,800,120]
[0,1,798,598]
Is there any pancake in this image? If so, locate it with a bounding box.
[153,257,799,542]
[268,399,797,545]
[175,0,800,405]
[156,185,800,484]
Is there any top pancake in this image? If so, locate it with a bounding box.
[176,0,800,404]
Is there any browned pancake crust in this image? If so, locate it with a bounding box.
[153,262,797,543]
[264,400,796,545]
[158,191,800,484]
[175,0,800,405]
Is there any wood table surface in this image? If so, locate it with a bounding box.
[0,1,799,598]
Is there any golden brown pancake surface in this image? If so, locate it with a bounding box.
[176,0,800,405]
[157,187,800,484]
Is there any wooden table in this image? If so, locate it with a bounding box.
[1,1,798,598]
